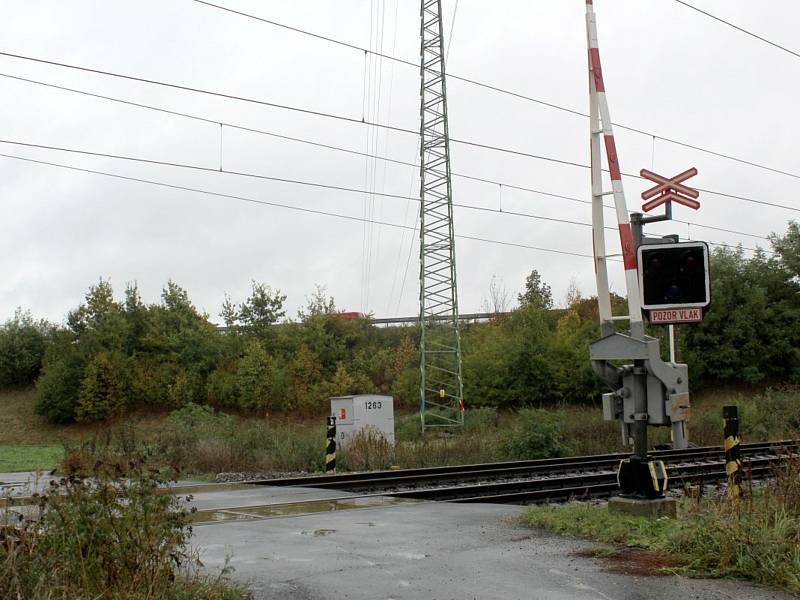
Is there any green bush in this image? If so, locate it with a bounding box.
[464,406,499,432]
[0,308,53,387]
[732,386,800,442]
[395,413,423,441]
[207,366,239,409]
[501,408,564,459]
[683,244,800,386]
[236,340,275,411]
[76,352,130,422]
[35,334,85,424]
[158,403,234,471]
[0,455,245,599]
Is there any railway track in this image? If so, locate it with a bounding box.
[391,455,783,504]
[181,453,788,526]
[5,441,791,511]
[198,440,793,506]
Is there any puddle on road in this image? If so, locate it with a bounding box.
[191,495,416,525]
[162,483,257,496]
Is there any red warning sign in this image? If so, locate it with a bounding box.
[640,167,700,212]
[649,307,703,324]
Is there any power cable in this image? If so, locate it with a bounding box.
[0,52,793,213]
[360,1,375,312]
[445,0,459,63]
[0,137,771,246]
[0,70,770,239]
[386,141,420,317]
[189,0,800,181]
[365,0,387,311]
[0,138,612,230]
[0,139,765,254]
[0,151,602,260]
[674,0,800,61]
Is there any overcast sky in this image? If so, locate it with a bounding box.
[0,0,797,324]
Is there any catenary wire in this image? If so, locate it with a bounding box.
[0,70,770,240]
[674,0,800,60]
[0,52,794,214]
[0,138,616,230]
[445,0,459,63]
[0,151,603,261]
[189,0,800,181]
[0,139,765,254]
[0,136,771,242]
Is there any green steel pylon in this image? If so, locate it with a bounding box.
[418,0,464,431]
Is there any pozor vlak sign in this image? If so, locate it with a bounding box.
[637,241,710,325]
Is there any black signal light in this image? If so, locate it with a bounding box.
[638,241,710,309]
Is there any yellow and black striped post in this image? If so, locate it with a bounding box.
[325,416,336,473]
[723,405,742,499]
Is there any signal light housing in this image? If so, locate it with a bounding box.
[638,241,710,311]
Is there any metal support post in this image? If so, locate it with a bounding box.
[723,406,742,499]
[326,416,337,473]
[632,361,648,460]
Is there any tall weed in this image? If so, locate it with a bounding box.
[0,454,245,599]
[501,408,564,459]
[667,453,800,594]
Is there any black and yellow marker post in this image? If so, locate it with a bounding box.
[326,416,337,473]
[723,405,742,499]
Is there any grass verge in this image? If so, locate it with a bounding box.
[4,386,800,477]
[522,457,800,594]
[0,444,63,472]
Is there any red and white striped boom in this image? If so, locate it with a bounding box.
[585,0,644,338]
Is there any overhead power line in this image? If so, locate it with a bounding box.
[674,0,800,60]
[0,70,770,241]
[0,138,619,232]
[0,61,794,216]
[0,50,794,213]
[0,151,601,260]
[190,0,800,181]
[0,139,765,254]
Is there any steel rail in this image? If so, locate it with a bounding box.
[242,440,795,491]
[394,455,782,504]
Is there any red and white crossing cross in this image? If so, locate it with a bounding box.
[640,167,700,212]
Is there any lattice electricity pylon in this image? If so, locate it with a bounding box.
[418,0,464,431]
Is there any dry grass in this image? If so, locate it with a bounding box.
[0,387,167,446]
[2,386,798,477]
[0,387,68,445]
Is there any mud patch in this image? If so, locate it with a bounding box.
[575,547,683,577]
[312,528,336,537]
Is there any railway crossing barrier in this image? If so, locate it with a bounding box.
[585,1,711,503]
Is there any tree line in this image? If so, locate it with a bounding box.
[1,222,797,424]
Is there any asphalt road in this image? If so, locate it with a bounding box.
[189,486,792,600]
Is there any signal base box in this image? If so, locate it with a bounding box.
[330,394,395,446]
